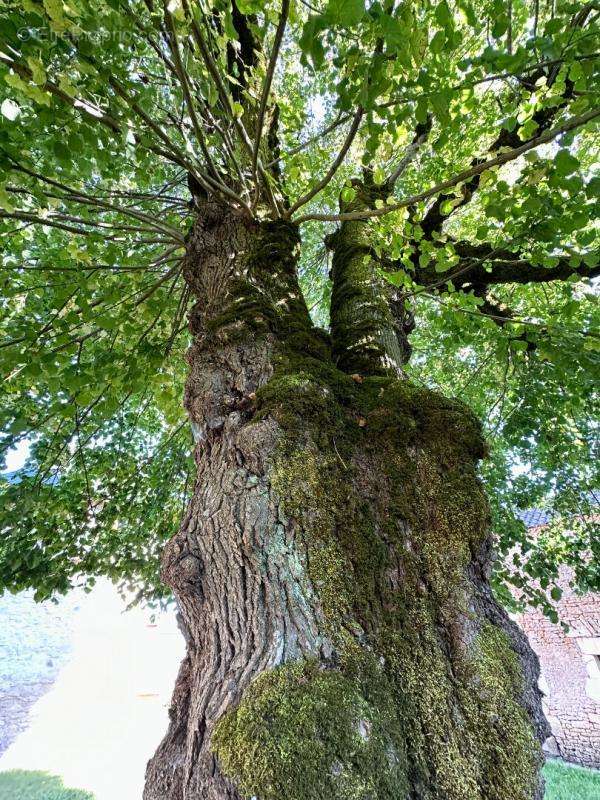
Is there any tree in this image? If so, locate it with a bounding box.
[0,1,598,798]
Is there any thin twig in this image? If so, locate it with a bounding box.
[286,106,364,216]
[252,0,290,181]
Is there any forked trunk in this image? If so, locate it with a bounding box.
[144,204,548,800]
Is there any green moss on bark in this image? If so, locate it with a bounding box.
[205,221,330,362]
[329,181,407,375]
[212,659,407,800]
[209,225,542,800]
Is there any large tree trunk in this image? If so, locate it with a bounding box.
[144,203,548,800]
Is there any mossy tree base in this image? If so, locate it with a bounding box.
[144,209,548,800]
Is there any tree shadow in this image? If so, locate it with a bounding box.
[0,770,95,800]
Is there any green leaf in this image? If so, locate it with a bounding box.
[544,18,563,35]
[510,339,528,352]
[5,72,51,106]
[43,0,71,32]
[0,185,15,213]
[434,1,452,27]
[585,176,600,198]
[519,118,538,139]
[554,149,580,177]
[325,0,365,26]
[26,57,47,86]
[235,0,263,12]
[491,16,509,38]
[53,140,71,163]
[430,30,446,54]
[431,90,450,123]
[58,74,78,98]
[379,14,404,49]
[415,98,428,124]
[299,15,327,68]
[569,62,584,83]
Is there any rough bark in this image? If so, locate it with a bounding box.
[328,179,413,376]
[145,202,548,800]
[144,204,331,799]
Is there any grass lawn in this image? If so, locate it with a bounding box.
[0,760,598,799]
[0,771,94,800]
[543,759,600,800]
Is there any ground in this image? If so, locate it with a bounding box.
[0,581,184,800]
[0,589,79,755]
[543,758,600,800]
[1,586,599,799]
[0,770,93,800]
[0,759,598,799]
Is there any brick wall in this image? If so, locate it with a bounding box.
[515,556,600,768]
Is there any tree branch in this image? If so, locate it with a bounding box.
[286,106,364,216]
[0,54,196,175]
[181,0,279,214]
[294,107,600,223]
[6,160,185,242]
[420,242,600,288]
[419,9,596,236]
[272,111,347,166]
[387,116,432,189]
[0,54,120,132]
[0,210,96,236]
[163,2,222,181]
[252,0,290,179]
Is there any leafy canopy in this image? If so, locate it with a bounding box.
[0,0,598,608]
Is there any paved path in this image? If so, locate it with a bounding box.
[0,589,81,756]
[0,580,184,800]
